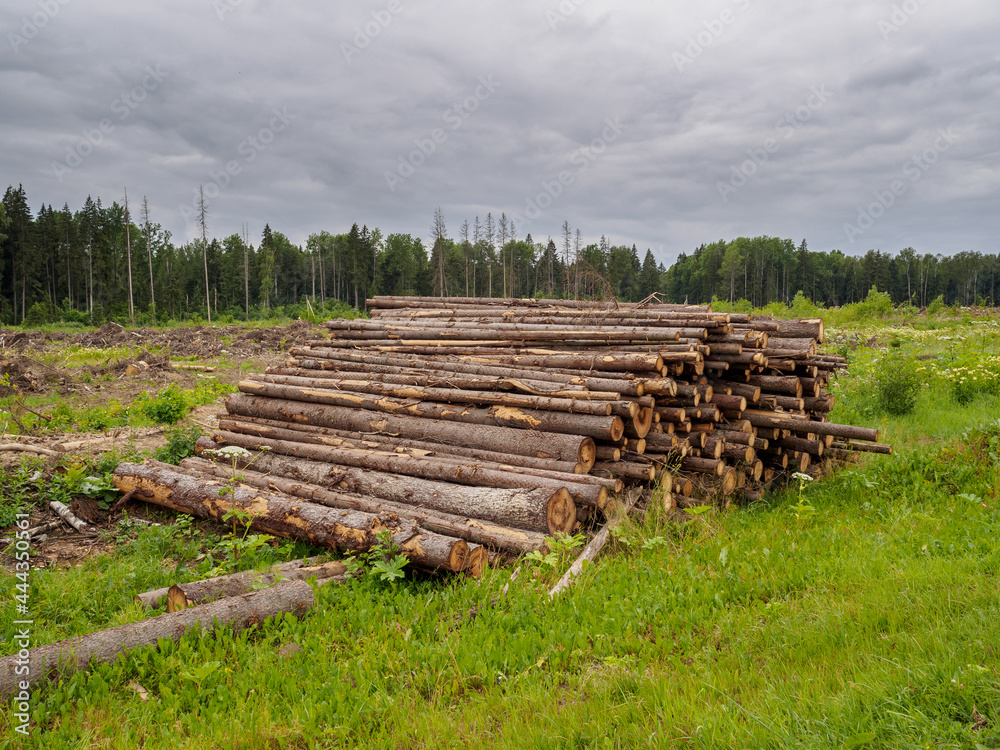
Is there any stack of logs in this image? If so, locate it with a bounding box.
[113,296,890,578]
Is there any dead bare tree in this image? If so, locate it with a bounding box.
[198,185,211,323]
[123,188,135,326]
[141,196,155,321]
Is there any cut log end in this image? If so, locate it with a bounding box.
[547,488,578,535]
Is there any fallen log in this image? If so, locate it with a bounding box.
[0,579,315,699]
[165,561,346,612]
[135,555,329,609]
[0,443,61,457]
[49,501,92,534]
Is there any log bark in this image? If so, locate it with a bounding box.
[190,447,578,535]
[216,416,590,474]
[235,381,624,442]
[225,394,595,467]
[113,461,399,554]
[743,413,879,442]
[288,350,647,396]
[0,580,315,699]
[179,457,551,554]
[250,373,616,416]
[271,366,620,401]
[166,561,346,612]
[135,556,327,609]
[202,431,608,508]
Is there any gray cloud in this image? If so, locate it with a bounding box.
[1,0,998,264]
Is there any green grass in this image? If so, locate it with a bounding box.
[2,312,1000,748]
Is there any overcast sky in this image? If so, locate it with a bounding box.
[2,0,998,264]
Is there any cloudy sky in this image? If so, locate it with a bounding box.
[2,0,998,264]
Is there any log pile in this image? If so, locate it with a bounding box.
[115,296,890,577]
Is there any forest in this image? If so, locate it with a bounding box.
[1,184,998,326]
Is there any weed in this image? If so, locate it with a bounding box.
[140,384,188,424]
[153,424,204,465]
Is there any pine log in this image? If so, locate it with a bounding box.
[0,580,316,699]
[196,438,584,528]
[165,561,346,612]
[269,366,620,401]
[135,555,326,609]
[236,381,624,442]
[114,461,399,553]
[216,416,589,475]
[249,373,616,416]
[742,413,879,442]
[288,350,647,396]
[179,457,551,553]
[829,440,893,455]
[225,394,595,467]
[680,456,726,476]
[123,461,472,572]
[203,432,609,508]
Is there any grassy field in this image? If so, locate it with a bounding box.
[1,306,999,749]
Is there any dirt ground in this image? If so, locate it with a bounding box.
[0,321,328,570]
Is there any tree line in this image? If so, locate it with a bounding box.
[1,185,997,326]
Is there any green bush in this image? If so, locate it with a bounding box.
[154,425,203,464]
[873,350,922,415]
[141,384,188,424]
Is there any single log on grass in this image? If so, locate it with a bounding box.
[0,580,315,699]
[179,457,551,554]
[225,394,596,467]
[135,555,327,609]
[164,561,347,612]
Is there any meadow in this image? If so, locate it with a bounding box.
[1,300,999,749]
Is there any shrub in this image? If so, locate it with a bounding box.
[873,350,922,415]
[141,384,188,424]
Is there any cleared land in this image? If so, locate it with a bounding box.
[1,307,999,748]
